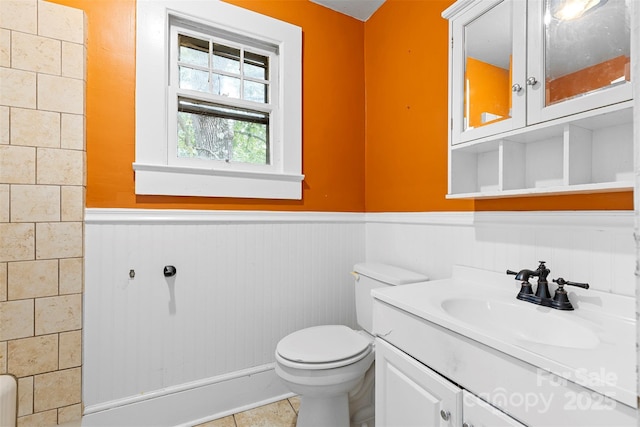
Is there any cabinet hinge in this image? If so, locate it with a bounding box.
[451,38,453,49]
[450,118,453,130]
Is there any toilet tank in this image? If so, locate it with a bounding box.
[353,263,428,334]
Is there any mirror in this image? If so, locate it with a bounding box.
[463,1,513,131]
[544,0,630,106]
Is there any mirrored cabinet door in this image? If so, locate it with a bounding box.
[527,0,632,123]
[451,0,527,145]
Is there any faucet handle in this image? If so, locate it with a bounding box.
[553,277,589,289]
[550,278,589,311]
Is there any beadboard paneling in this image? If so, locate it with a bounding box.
[84,212,365,411]
[365,211,635,296]
[84,209,635,423]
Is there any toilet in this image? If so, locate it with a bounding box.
[275,263,428,427]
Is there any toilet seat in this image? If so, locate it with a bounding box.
[276,325,372,370]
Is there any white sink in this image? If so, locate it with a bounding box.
[372,265,636,407]
[440,297,600,349]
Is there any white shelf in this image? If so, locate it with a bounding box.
[446,180,633,200]
[448,103,634,199]
[451,101,633,150]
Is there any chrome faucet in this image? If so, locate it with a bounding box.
[506,261,589,311]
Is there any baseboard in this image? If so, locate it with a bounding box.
[82,364,291,426]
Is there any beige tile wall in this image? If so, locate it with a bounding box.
[0,1,85,425]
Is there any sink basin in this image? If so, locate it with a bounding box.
[372,265,636,407]
[441,297,600,349]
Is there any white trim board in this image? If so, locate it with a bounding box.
[86,208,633,228]
[85,208,365,224]
[82,364,290,427]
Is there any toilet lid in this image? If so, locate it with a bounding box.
[277,325,371,364]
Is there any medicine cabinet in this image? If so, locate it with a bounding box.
[443,0,634,198]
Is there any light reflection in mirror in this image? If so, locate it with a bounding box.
[545,0,630,106]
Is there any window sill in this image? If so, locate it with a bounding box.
[133,163,304,199]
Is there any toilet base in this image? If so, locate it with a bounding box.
[296,393,349,427]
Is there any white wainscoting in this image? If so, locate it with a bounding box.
[83,209,635,425]
[83,209,366,426]
[365,210,635,295]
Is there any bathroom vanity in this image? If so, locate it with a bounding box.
[372,266,636,426]
[443,0,634,198]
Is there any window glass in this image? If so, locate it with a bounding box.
[179,34,209,67]
[244,81,267,103]
[244,51,268,80]
[175,32,272,166]
[213,43,241,73]
[212,74,241,98]
[177,98,268,165]
[179,66,209,92]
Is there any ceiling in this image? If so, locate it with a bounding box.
[310,0,386,21]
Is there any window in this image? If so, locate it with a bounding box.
[171,27,274,169]
[135,0,303,199]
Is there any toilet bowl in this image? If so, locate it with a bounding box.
[276,326,374,427]
[274,263,428,427]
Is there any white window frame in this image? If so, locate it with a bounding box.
[135,0,303,199]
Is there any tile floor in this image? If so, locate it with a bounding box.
[195,397,300,427]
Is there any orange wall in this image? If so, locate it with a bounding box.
[51,0,632,212]
[363,0,631,212]
[50,0,366,212]
[364,0,471,212]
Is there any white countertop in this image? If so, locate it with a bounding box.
[372,265,636,407]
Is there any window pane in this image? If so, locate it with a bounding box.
[179,35,209,67]
[244,51,268,80]
[244,80,267,103]
[178,99,268,165]
[232,120,268,164]
[179,66,209,92]
[213,43,240,73]
[177,109,228,161]
[212,74,240,98]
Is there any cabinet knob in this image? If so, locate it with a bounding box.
[526,76,538,86]
[463,423,474,427]
[440,409,451,421]
[511,83,522,93]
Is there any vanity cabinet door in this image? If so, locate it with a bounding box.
[463,390,526,427]
[375,338,462,427]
